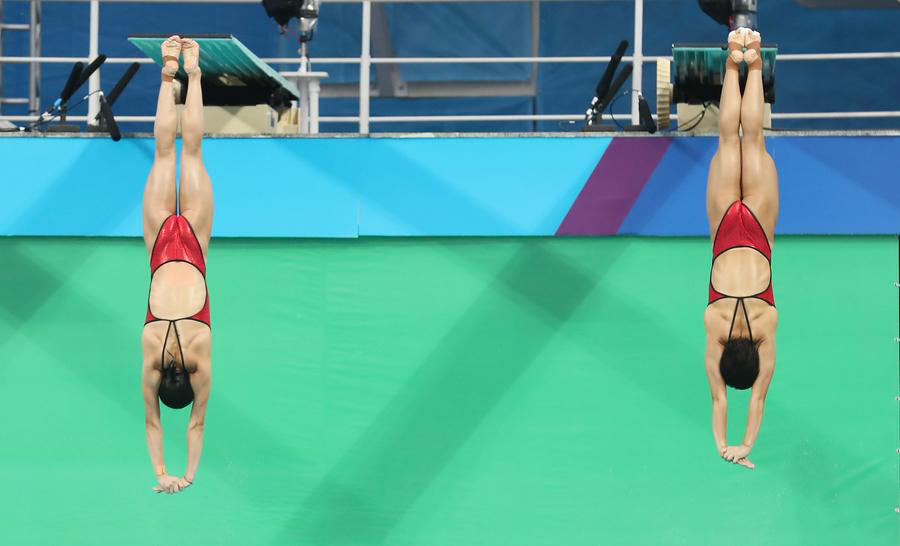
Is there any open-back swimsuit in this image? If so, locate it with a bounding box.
[145,214,210,366]
[708,201,774,342]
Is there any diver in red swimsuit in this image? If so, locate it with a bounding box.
[704,28,778,470]
[141,36,213,494]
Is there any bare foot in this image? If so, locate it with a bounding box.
[727,29,746,65]
[743,30,761,66]
[181,38,201,76]
[161,35,182,81]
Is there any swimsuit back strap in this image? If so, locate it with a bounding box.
[160,320,187,374]
[727,297,754,343]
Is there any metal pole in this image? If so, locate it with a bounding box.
[29,1,41,114]
[6,52,900,65]
[86,0,100,125]
[299,41,308,72]
[299,79,309,133]
[0,2,4,116]
[631,0,642,125]
[359,0,371,133]
[530,0,539,131]
[310,77,320,134]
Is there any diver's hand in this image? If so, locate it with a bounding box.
[735,457,755,469]
[153,474,190,494]
[722,444,755,469]
[723,444,751,461]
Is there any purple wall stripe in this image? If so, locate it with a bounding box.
[555,137,672,236]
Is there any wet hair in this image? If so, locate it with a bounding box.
[158,360,194,409]
[719,337,759,390]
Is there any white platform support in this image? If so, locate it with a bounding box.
[86,0,99,126]
[359,0,371,134]
[631,0,642,125]
[282,71,329,134]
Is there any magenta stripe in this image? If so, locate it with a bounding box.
[556,137,672,236]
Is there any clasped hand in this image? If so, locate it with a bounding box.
[153,474,192,494]
[720,444,754,469]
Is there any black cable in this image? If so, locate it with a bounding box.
[606,88,643,130]
[598,92,713,132]
[678,101,712,132]
[607,90,629,130]
[680,108,707,132]
[25,90,102,131]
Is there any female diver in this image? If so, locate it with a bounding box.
[141,36,213,493]
[704,28,779,470]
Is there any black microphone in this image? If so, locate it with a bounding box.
[98,93,121,142]
[595,40,629,101]
[105,62,140,106]
[58,62,85,106]
[638,95,656,134]
[73,54,107,91]
[94,62,140,123]
[600,63,633,108]
[585,40,629,124]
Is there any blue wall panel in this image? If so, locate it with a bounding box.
[0,136,897,237]
[620,136,900,236]
[355,138,608,236]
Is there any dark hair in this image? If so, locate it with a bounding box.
[158,361,194,409]
[719,337,759,390]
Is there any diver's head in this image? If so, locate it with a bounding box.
[719,337,759,390]
[158,359,194,409]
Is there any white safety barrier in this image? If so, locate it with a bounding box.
[1,0,899,132]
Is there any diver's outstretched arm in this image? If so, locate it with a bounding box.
[738,333,776,456]
[141,359,165,480]
[184,358,210,484]
[141,339,186,493]
[704,320,729,455]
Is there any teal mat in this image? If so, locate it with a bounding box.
[128,34,300,100]
[673,45,778,76]
[0,236,895,545]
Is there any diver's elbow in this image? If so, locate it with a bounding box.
[188,419,205,432]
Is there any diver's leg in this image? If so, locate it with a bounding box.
[706,29,746,241]
[740,30,779,238]
[177,38,214,256]
[142,36,181,255]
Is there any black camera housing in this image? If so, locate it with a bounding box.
[698,0,758,30]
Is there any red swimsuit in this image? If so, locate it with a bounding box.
[145,215,211,327]
[709,201,775,307]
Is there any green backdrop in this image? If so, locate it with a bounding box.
[0,236,896,545]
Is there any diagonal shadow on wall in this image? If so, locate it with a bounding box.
[276,239,625,544]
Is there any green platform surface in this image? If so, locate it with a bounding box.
[128,34,300,100]
[672,44,778,104]
[0,237,895,545]
[673,45,778,71]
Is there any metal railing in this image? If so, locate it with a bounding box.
[1,0,899,132]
